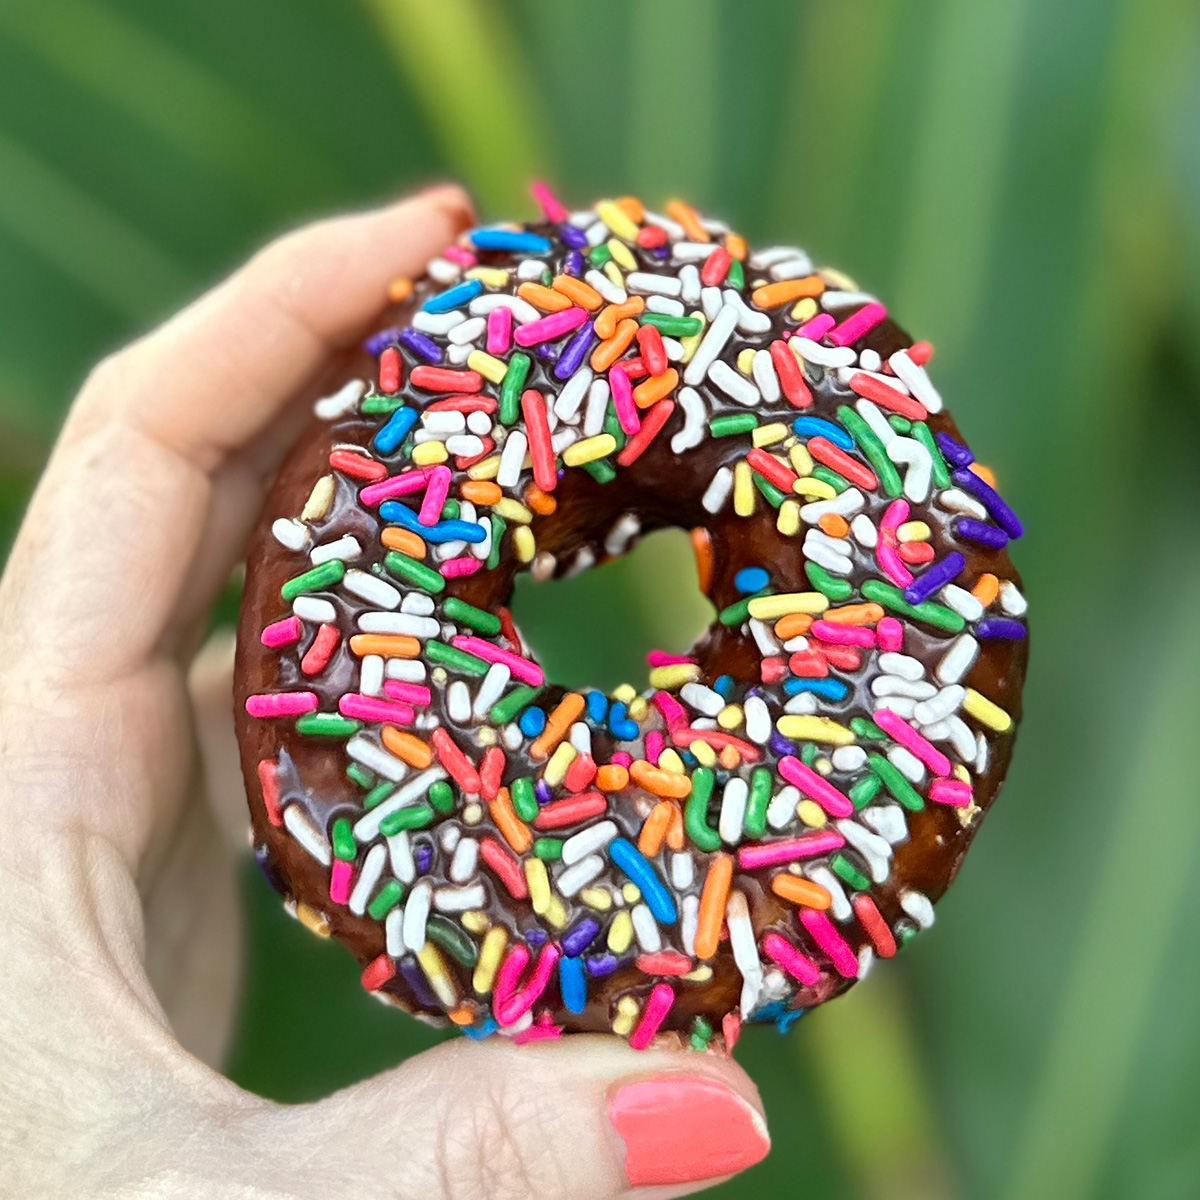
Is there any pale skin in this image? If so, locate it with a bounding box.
[0,187,768,1200]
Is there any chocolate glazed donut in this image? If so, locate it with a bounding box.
[234,192,1028,1051]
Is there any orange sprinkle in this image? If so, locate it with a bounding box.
[629,760,692,800]
[723,232,747,261]
[348,634,420,659]
[638,801,676,857]
[690,527,713,594]
[517,281,572,313]
[381,727,433,768]
[694,853,733,959]
[552,274,603,311]
[972,572,1000,607]
[489,788,532,854]
[460,480,502,506]
[971,463,997,488]
[530,693,585,760]
[750,276,825,308]
[632,367,678,408]
[821,602,885,626]
[666,804,685,851]
[616,195,645,224]
[596,763,630,792]
[387,276,413,304]
[447,1006,475,1026]
[666,199,709,243]
[771,874,833,910]
[719,744,741,770]
[774,613,814,640]
[381,527,427,559]
[594,297,644,339]
[818,513,850,538]
[524,484,557,516]
[590,318,638,371]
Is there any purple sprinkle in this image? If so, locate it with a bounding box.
[554,321,596,380]
[976,618,1027,640]
[560,224,587,249]
[584,952,619,977]
[534,779,553,805]
[363,327,402,356]
[562,917,601,957]
[399,327,442,363]
[563,249,584,275]
[648,245,670,261]
[951,468,1024,539]
[935,431,973,468]
[537,343,559,362]
[414,842,434,873]
[768,732,792,757]
[525,927,548,947]
[954,518,1009,549]
[902,551,965,606]
[399,959,439,1008]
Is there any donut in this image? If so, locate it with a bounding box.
[234,188,1028,1050]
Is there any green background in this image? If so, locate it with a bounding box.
[2,1,1199,1196]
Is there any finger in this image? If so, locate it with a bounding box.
[0,185,473,680]
[255,1037,770,1199]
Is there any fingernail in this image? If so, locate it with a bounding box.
[608,1074,770,1188]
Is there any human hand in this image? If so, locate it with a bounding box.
[0,186,769,1200]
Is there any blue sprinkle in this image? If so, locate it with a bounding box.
[748,999,806,1034]
[378,503,486,543]
[558,957,587,1014]
[782,677,849,700]
[585,689,608,723]
[459,1017,498,1040]
[422,278,482,314]
[607,701,638,741]
[734,567,769,594]
[793,416,853,450]
[608,837,677,925]
[713,674,734,700]
[398,327,442,363]
[518,706,546,737]
[469,229,553,255]
[372,407,417,454]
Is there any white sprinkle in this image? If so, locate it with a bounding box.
[293,596,335,624]
[360,654,385,697]
[855,398,896,446]
[468,293,540,323]
[501,722,523,750]
[497,429,528,488]
[822,289,877,309]
[879,652,925,680]
[626,270,681,296]
[975,732,990,775]
[792,337,856,368]
[938,488,988,520]
[583,377,611,436]
[723,288,772,334]
[752,348,781,402]
[947,715,978,760]
[449,837,479,884]
[473,663,511,719]
[800,487,866,522]
[448,316,487,345]
[671,385,706,453]
[447,680,471,723]
[387,830,415,883]
[872,675,937,699]
[942,584,984,621]
[663,335,685,361]
[283,804,330,865]
[683,301,739,386]
[358,612,440,638]
[586,268,626,304]
[709,359,760,406]
[353,766,447,840]
[808,865,851,920]
[880,696,917,718]
[803,531,853,575]
[719,778,749,844]
[888,745,925,783]
[554,365,593,422]
[702,466,734,514]
[561,820,618,865]
[645,294,685,316]
[310,534,361,565]
[517,258,547,280]
[850,513,878,548]
[900,889,935,929]
[700,285,724,321]
[863,804,909,846]
[550,427,577,456]
[427,257,460,285]
[446,434,485,457]
[837,820,892,884]
[750,618,780,657]
[914,685,965,726]
[564,547,595,578]
[314,378,366,421]
[470,518,492,561]
[445,343,472,365]
[859,348,882,372]
[434,883,486,913]
[385,906,406,956]
[632,903,663,952]
[556,853,605,897]
[643,209,686,240]
[412,310,466,335]
[272,518,309,552]
[681,893,700,955]
[832,745,867,772]
[671,241,716,261]
[999,579,1027,616]
[467,409,492,435]
[670,852,694,891]
[784,692,819,715]
[767,254,814,280]
[421,410,466,435]
[605,513,640,556]
[401,592,436,616]
[681,682,723,718]
[749,245,806,269]
[402,880,432,951]
[726,891,763,1016]
[679,263,701,304]
[568,721,592,756]
[343,569,401,610]
[889,436,932,503]
[744,695,772,745]
[889,349,943,412]
[346,735,408,782]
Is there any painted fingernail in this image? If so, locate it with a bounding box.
[608,1074,770,1188]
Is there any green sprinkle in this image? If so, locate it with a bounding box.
[709,413,757,438]
[499,352,531,424]
[367,879,405,920]
[744,768,772,838]
[752,471,785,508]
[363,781,396,810]
[425,640,490,676]
[811,464,849,493]
[582,458,617,484]
[346,762,375,791]
[850,716,887,741]
[897,925,920,949]
[888,415,912,434]
[831,852,870,892]
[490,685,544,726]
[383,550,445,593]
[588,244,611,266]
[684,768,720,852]
[800,743,818,766]
[427,915,479,967]
[510,776,538,822]
[805,561,854,600]
[867,752,924,811]
[719,595,758,626]
[533,838,563,861]
[331,817,356,861]
[487,515,505,570]
[861,579,965,633]
[379,801,436,835]
[912,421,951,488]
[638,313,702,337]
[837,405,903,497]
[849,774,883,810]
[361,393,405,415]
[281,559,345,602]
[726,259,744,289]
[602,407,627,450]
[688,1015,713,1051]
[443,597,501,635]
[295,712,359,738]
[441,498,460,520]
[428,780,455,815]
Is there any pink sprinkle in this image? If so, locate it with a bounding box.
[359,466,436,507]
[338,694,416,725]
[513,306,587,347]
[451,636,544,686]
[929,777,973,807]
[486,305,513,355]
[329,859,352,905]
[441,557,482,578]
[877,617,904,651]
[628,983,675,1050]
[644,730,665,765]
[442,244,477,268]
[777,756,854,818]
[736,831,845,870]
[828,302,888,347]
[418,465,452,526]
[722,1011,741,1051]
[530,180,568,223]
[646,650,695,667]
[761,932,820,986]
[493,942,561,1027]
[383,680,432,707]
[245,691,318,718]
[796,312,835,340]
[611,751,632,768]
[651,690,688,729]
[260,616,302,648]
[800,909,859,978]
[876,498,914,587]
[810,620,875,647]
[512,1015,563,1044]
[873,708,953,778]
[609,366,641,435]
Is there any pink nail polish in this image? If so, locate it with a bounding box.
[608,1075,770,1187]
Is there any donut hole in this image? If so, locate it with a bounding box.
[507,527,713,692]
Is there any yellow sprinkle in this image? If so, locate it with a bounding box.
[543,740,577,787]
[473,926,507,994]
[461,802,483,825]
[596,199,640,242]
[793,477,836,499]
[658,748,686,774]
[461,910,488,935]
[476,728,497,746]
[682,965,714,983]
[513,526,535,563]
[688,738,717,767]
[467,349,507,384]
[963,688,1012,732]
[606,236,637,271]
[603,260,624,291]
[493,498,532,523]
[562,434,617,466]
[797,799,827,828]
[747,592,829,619]
[301,475,335,522]
[612,683,637,704]
[777,499,801,536]
[417,943,457,1007]
[412,440,448,465]
[789,443,814,476]
[790,296,819,322]
[717,704,743,731]
[679,312,706,363]
[526,857,552,915]
[897,520,932,543]
[544,896,568,930]
[295,902,330,937]
[464,266,509,288]
[814,757,833,776]
[579,886,612,911]
[733,460,755,517]
[819,266,858,290]
[776,715,855,745]
[612,994,639,1036]
[752,422,789,448]
[608,910,634,954]
[628,696,649,721]
[467,455,501,481]
[621,882,641,904]
[736,347,756,375]
[648,663,701,690]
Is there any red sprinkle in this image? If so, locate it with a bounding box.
[635,950,693,976]
[329,450,387,481]
[361,954,396,991]
[636,224,668,249]
[425,394,497,414]
[432,727,482,794]
[533,791,607,830]
[616,399,674,466]
[409,365,482,393]
[746,447,799,493]
[769,339,813,407]
[807,436,878,491]
[480,837,528,898]
[300,623,340,676]
[852,894,897,958]
[847,372,928,420]
[563,753,597,793]
[700,247,731,287]
[378,346,401,393]
[636,324,668,376]
[520,388,557,491]
[257,758,282,827]
[479,745,506,801]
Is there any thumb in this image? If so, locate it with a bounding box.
[265,1036,770,1199]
